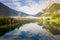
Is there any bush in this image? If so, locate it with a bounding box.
[0,17,17,26]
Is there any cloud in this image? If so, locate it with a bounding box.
[1,0,60,15]
[12,0,49,15]
[13,0,59,15]
[53,0,60,3]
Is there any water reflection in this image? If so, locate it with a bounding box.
[0,24,19,37]
[0,23,55,40]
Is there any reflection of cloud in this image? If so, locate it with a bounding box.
[19,23,46,34]
[1,23,55,40]
[18,23,55,40]
[16,31,55,40]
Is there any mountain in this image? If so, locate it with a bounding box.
[34,12,43,17]
[48,3,60,13]
[0,2,19,16]
[0,2,30,16]
[41,3,60,17]
[19,12,31,17]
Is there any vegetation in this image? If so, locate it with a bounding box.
[0,16,20,36]
[0,17,16,26]
[0,16,40,36]
[19,18,40,25]
[41,3,60,35]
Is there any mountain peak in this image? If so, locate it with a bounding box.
[0,2,30,16]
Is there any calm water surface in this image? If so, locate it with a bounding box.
[0,23,55,40]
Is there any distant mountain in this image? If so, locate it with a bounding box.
[34,12,43,17]
[0,2,30,16]
[19,12,31,17]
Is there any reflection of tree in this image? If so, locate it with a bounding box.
[0,24,19,37]
[41,3,60,35]
[0,17,20,37]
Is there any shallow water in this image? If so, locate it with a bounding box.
[0,23,55,40]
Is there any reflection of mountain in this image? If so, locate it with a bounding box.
[2,23,55,40]
[42,3,60,35]
[0,2,30,16]
[34,12,42,17]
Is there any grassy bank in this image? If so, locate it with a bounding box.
[0,16,41,36]
[19,18,40,25]
[0,16,21,36]
[42,17,60,35]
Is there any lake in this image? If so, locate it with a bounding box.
[0,22,56,40]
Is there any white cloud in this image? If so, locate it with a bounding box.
[12,0,47,15]
[19,2,44,15]
[12,0,54,15]
[53,0,60,3]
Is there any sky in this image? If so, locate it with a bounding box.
[0,0,60,15]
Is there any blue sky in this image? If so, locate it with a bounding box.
[0,0,60,15]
